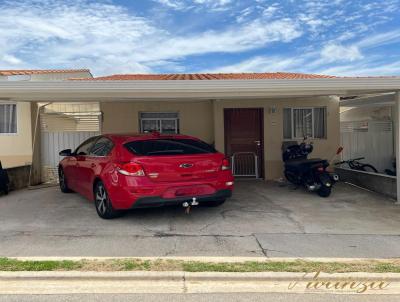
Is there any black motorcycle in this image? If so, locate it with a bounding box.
[282,139,339,197]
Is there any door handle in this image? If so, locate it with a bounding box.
[254,140,261,146]
[91,163,96,168]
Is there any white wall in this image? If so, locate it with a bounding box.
[340,106,392,122]
[0,102,33,168]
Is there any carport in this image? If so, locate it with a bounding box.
[0,76,399,202]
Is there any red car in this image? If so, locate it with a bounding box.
[58,133,234,219]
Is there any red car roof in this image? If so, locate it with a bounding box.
[103,133,201,145]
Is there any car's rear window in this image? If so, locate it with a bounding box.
[125,139,217,156]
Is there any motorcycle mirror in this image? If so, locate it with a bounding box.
[336,147,344,155]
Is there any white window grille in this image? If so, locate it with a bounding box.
[283,107,327,139]
[0,103,17,134]
[140,112,179,134]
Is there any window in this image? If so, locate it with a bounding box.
[74,136,98,156]
[125,139,217,156]
[0,103,17,134]
[90,137,114,156]
[140,112,179,134]
[283,107,327,139]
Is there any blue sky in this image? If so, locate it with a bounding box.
[0,0,399,76]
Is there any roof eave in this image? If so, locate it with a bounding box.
[0,78,399,102]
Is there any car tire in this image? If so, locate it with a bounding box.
[94,181,123,219]
[58,167,72,193]
[202,198,226,207]
[317,185,331,197]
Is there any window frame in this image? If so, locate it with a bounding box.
[74,136,99,156]
[89,136,114,157]
[0,102,18,136]
[139,112,180,134]
[283,107,327,140]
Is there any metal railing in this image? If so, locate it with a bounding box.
[231,152,259,178]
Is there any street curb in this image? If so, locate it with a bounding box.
[1,270,400,281]
[1,271,399,295]
[8,256,400,263]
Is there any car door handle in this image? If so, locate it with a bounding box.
[91,163,96,168]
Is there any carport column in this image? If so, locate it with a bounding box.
[395,91,400,204]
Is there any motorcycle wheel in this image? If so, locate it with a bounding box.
[317,185,331,197]
[284,171,300,185]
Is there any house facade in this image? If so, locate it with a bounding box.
[100,96,339,180]
[0,69,92,169]
[85,73,340,180]
[1,70,399,196]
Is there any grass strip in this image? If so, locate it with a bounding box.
[0,258,400,273]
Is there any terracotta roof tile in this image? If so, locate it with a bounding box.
[76,72,337,81]
[0,69,91,76]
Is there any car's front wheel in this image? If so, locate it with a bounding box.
[58,167,72,193]
[94,181,122,219]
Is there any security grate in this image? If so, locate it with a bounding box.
[231,152,259,178]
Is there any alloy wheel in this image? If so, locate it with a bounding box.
[95,184,108,216]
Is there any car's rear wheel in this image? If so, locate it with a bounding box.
[58,167,72,193]
[202,198,226,207]
[94,181,122,219]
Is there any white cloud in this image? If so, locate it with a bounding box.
[136,19,302,62]
[2,55,23,65]
[0,0,398,76]
[0,0,302,76]
[153,0,187,10]
[316,60,400,76]
[357,30,400,48]
[205,56,302,73]
[320,44,363,62]
[263,6,279,18]
[153,0,232,11]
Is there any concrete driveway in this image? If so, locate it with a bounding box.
[1,181,400,258]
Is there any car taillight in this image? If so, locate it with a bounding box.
[117,162,145,176]
[221,158,230,171]
[317,166,325,172]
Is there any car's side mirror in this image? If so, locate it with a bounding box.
[59,149,72,156]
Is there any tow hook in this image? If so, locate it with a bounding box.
[183,197,199,214]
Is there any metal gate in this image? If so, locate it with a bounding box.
[40,103,101,183]
[231,152,259,178]
[340,120,393,173]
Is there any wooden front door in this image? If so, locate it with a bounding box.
[224,108,264,178]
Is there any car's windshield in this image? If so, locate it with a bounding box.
[125,139,217,156]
